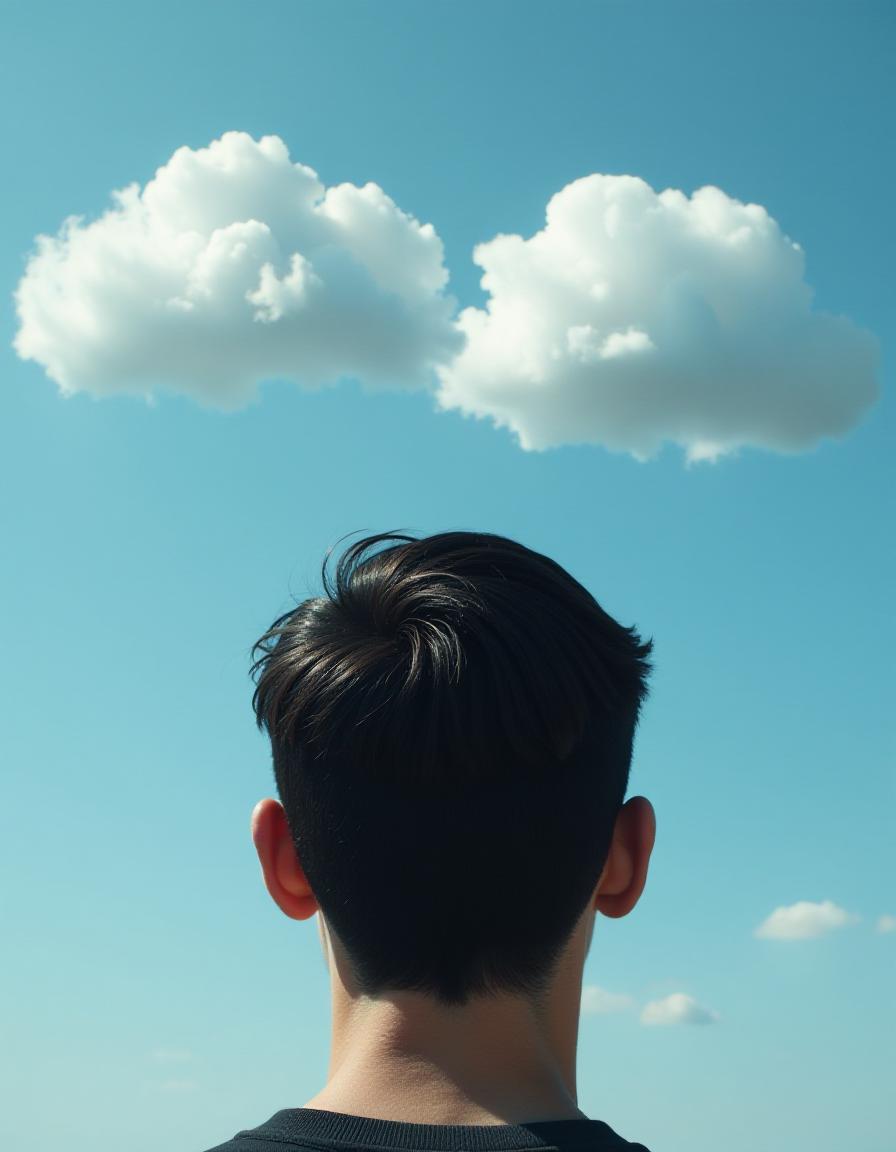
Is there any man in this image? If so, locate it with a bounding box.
[204,530,656,1151]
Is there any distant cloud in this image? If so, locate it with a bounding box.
[755,899,859,940]
[876,913,896,934]
[13,136,879,464]
[640,993,719,1026]
[13,132,462,408]
[435,174,879,461]
[581,984,635,1014]
[149,1047,195,1064]
[149,1078,200,1094]
[142,1048,199,1094]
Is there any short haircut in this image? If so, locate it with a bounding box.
[251,530,653,1009]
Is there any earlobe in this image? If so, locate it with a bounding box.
[594,795,655,920]
[251,797,319,922]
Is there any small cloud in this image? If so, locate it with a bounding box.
[151,1079,200,1095]
[435,174,879,461]
[640,993,719,1027]
[875,914,896,934]
[13,131,461,408]
[755,899,859,940]
[581,984,635,1014]
[149,1047,195,1064]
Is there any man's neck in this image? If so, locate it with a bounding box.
[302,1075,588,1127]
[302,986,585,1127]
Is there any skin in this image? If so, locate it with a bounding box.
[251,793,656,1127]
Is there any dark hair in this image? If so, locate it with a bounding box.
[251,530,653,1009]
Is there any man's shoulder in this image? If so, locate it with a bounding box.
[199,1131,288,1152]
[198,1134,269,1152]
[200,1136,652,1152]
[199,1111,653,1152]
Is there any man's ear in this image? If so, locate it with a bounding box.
[594,795,656,919]
[251,798,319,921]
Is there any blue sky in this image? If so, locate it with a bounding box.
[1,3,893,1151]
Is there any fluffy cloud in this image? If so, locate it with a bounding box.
[147,1079,200,1095]
[875,913,896,934]
[580,984,635,1014]
[754,899,859,940]
[149,1048,194,1064]
[639,993,719,1026]
[13,132,462,407]
[14,141,879,463]
[434,174,879,461]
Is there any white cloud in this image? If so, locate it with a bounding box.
[149,1047,194,1064]
[13,132,462,408]
[755,899,859,940]
[640,993,719,1026]
[875,913,896,934]
[580,984,635,1014]
[148,1078,200,1094]
[434,174,879,461]
[14,148,879,464]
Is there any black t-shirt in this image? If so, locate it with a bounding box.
[200,1107,652,1152]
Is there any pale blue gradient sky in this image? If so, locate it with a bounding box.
[1,4,893,1151]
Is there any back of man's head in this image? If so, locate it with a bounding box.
[251,530,653,1010]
